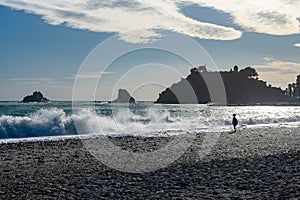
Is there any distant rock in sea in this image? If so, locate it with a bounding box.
[22,91,50,103]
[109,89,135,103]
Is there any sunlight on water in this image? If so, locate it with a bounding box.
[1,102,300,140]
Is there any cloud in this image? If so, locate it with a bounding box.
[2,1,299,43]
[10,77,54,81]
[181,0,300,36]
[294,43,300,47]
[0,0,242,43]
[253,57,300,88]
[65,71,114,79]
[9,77,56,85]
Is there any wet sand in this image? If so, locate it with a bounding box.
[0,127,299,199]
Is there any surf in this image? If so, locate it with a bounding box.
[1,103,300,139]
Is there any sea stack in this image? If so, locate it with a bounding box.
[109,89,135,103]
[22,91,50,103]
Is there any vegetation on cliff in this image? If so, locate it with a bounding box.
[155,66,293,105]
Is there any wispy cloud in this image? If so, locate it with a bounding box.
[9,77,56,85]
[1,1,299,43]
[0,0,242,43]
[65,71,114,79]
[182,0,300,36]
[10,77,54,81]
[253,57,300,88]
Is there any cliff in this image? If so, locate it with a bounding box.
[155,66,292,105]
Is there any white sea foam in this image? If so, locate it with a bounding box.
[1,105,300,143]
[0,108,73,138]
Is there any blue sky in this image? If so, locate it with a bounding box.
[1,1,300,100]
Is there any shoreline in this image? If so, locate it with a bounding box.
[1,123,300,144]
[0,127,299,198]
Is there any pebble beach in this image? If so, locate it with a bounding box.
[0,126,299,199]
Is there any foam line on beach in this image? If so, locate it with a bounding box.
[1,107,300,140]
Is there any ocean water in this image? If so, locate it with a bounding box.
[1,101,300,142]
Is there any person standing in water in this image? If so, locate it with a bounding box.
[232,114,238,132]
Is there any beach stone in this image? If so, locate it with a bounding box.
[0,127,299,199]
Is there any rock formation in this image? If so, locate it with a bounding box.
[155,66,292,105]
[109,89,135,103]
[22,91,49,103]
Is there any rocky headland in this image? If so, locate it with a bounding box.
[156,66,294,105]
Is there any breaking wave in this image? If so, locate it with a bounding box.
[1,106,300,139]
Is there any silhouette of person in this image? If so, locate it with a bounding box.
[232,114,238,132]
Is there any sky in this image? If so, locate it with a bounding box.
[1,0,300,101]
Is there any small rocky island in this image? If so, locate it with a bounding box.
[109,89,135,103]
[22,91,50,103]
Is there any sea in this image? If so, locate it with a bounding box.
[1,101,300,143]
